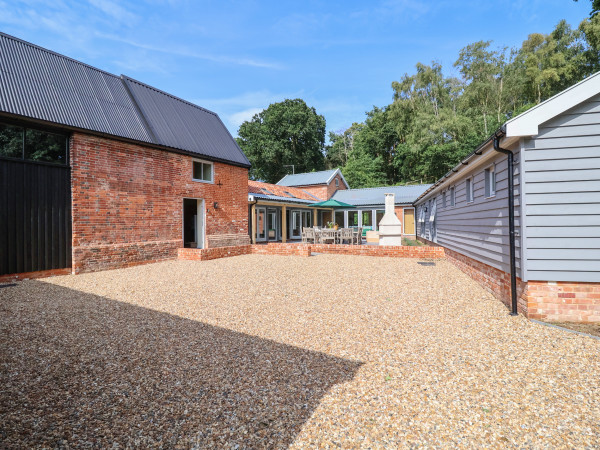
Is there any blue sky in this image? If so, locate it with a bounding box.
[0,0,591,138]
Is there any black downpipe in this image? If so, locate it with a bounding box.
[493,135,518,316]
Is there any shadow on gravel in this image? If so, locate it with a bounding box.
[0,281,362,448]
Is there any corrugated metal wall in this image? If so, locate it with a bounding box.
[521,94,600,282]
[0,159,71,275]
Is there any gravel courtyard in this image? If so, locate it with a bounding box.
[1,254,599,448]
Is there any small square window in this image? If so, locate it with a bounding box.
[485,165,496,198]
[466,177,474,203]
[193,160,213,182]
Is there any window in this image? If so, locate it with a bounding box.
[466,177,474,203]
[335,177,339,187]
[260,188,274,195]
[449,186,455,207]
[284,191,296,198]
[442,191,447,208]
[0,122,68,165]
[192,160,213,182]
[485,165,496,198]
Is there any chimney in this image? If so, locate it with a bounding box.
[378,193,403,246]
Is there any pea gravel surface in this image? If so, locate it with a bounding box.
[1,255,599,448]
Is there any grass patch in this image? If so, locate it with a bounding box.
[402,238,424,246]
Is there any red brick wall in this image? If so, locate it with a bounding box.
[71,133,249,273]
[251,243,312,257]
[178,245,252,261]
[291,174,347,201]
[527,281,600,323]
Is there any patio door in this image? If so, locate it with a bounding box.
[290,210,302,239]
[267,209,278,241]
[256,207,267,242]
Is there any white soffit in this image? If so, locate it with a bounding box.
[505,71,600,137]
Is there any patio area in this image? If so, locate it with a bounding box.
[1,254,599,447]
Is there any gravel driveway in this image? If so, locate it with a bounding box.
[1,255,599,448]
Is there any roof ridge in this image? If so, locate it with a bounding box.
[342,184,431,192]
[121,75,219,117]
[0,31,120,80]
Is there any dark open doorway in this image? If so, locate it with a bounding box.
[183,198,204,249]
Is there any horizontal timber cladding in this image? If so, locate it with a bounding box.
[0,158,72,276]
[521,94,600,283]
[416,146,523,277]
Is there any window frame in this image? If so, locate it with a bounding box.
[335,177,339,187]
[449,186,455,207]
[485,164,496,198]
[192,159,214,184]
[0,121,69,166]
[442,191,447,208]
[465,177,474,203]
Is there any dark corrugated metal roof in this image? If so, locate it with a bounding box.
[331,184,432,206]
[0,32,250,167]
[122,76,250,166]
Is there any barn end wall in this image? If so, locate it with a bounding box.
[70,133,249,273]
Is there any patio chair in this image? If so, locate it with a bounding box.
[321,229,336,244]
[339,228,354,245]
[301,227,309,244]
[353,227,363,245]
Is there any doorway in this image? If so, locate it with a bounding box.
[404,208,415,235]
[183,198,205,248]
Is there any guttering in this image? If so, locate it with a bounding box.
[493,130,518,317]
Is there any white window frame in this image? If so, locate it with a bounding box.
[449,186,455,207]
[465,177,474,203]
[192,159,214,184]
[485,164,496,198]
[335,177,339,187]
[442,191,447,208]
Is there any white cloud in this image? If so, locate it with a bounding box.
[88,0,138,24]
[96,32,284,69]
[228,108,263,128]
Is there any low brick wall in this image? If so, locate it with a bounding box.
[178,245,252,261]
[310,243,445,258]
[251,243,312,257]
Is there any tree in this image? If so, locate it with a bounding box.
[236,99,326,183]
[341,149,387,188]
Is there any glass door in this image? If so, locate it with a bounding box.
[290,210,302,239]
[267,209,278,241]
[256,207,267,242]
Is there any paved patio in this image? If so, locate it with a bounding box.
[1,254,599,447]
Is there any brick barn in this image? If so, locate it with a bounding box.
[0,32,250,278]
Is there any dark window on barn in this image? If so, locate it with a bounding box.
[0,122,68,164]
[449,186,455,206]
[442,191,447,208]
[193,160,213,183]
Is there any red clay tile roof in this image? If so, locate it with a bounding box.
[248,180,323,201]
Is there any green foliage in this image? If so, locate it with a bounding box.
[236,99,326,183]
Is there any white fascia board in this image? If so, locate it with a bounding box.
[505,71,600,137]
